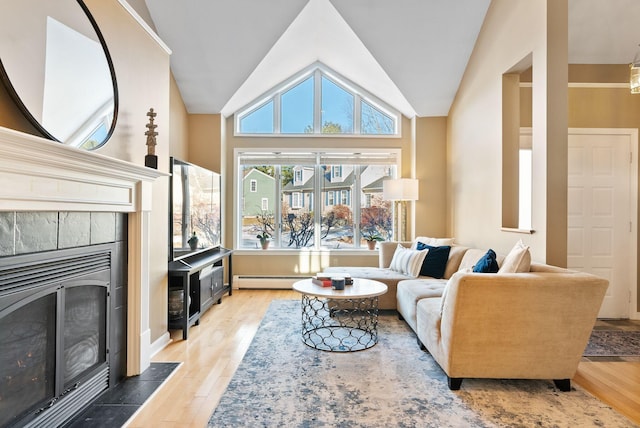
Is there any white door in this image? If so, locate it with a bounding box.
[568,131,635,318]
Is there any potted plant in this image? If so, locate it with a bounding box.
[363,231,384,250]
[257,232,271,250]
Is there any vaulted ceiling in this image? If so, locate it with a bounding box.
[142,0,640,119]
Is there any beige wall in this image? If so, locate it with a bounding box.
[188,114,223,172]
[0,79,40,133]
[0,1,179,344]
[169,74,189,162]
[414,116,448,238]
[447,0,568,265]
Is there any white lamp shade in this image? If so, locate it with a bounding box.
[383,178,419,201]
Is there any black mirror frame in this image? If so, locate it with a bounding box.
[0,0,118,150]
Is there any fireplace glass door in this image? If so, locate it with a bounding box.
[0,293,57,427]
[63,285,107,387]
[0,282,108,428]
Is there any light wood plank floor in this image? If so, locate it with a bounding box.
[127,289,640,427]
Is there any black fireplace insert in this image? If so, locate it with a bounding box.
[0,243,124,428]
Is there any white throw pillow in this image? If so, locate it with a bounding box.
[498,240,531,273]
[389,244,429,277]
[412,236,455,250]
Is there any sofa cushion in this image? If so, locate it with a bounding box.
[396,279,447,332]
[323,266,413,282]
[442,246,470,279]
[389,244,428,277]
[412,236,455,250]
[472,249,499,273]
[458,248,493,271]
[378,241,413,268]
[323,266,413,310]
[416,243,451,279]
[498,240,531,273]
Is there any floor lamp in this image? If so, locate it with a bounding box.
[383,178,419,241]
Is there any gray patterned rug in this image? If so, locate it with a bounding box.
[585,330,640,357]
[208,300,636,427]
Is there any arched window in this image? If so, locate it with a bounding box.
[235,64,399,136]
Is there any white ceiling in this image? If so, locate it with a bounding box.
[143,0,640,118]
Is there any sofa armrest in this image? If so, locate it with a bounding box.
[378,241,413,268]
[436,271,608,378]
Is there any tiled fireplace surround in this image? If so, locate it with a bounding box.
[0,125,165,377]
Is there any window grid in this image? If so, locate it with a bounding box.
[237,150,398,250]
[235,64,399,136]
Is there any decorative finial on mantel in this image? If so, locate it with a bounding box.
[144,108,158,169]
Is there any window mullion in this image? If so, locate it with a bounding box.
[354,94,362,134]
[354,165,362,246]
[314,70,322,134]
[275,166,282,247]
[273,93,281,134]
[314,154,322,248]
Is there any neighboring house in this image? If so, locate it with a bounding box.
[242,168,275,216]
[282,166,315,211]
[281,165,394,212]
[282,165,356,213]
[362,176,386,208]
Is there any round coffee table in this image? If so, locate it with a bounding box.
[292,278,388,352]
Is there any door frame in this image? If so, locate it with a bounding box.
[569,128,638,319]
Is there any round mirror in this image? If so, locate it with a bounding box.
[0,0,118,150]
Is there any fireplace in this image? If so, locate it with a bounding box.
[0,126,166,426]
[0,242,125,428]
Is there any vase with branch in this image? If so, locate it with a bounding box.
[255,210,274,250]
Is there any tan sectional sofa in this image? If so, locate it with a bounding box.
[325,240,609,391]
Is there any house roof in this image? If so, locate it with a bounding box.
[142,0,640,119]
[282,171,355,192]
[363,177,385,193]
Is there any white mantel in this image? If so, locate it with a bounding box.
[0,125,166,375]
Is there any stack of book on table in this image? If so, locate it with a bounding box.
[311,272,353,287]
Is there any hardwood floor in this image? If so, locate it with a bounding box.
[126,289,640,427]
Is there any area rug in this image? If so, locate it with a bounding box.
[584,330,640,357]
[208,300,636,428]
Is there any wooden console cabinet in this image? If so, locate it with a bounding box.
[167,247,233,339]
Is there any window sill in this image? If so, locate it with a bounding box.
[233,248,379,256]
[501,227,535,234]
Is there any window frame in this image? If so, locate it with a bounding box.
[327,191,335,206]
[235,148,399,250]
[234,62,401,138]
[291,192,302,209]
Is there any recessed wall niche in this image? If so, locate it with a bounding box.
[502,54,533,231]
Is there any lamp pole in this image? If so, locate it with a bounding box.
[383,178,419,242]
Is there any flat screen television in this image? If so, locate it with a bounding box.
[169,157,222,261]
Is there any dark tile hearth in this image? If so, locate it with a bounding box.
[65,362,179,428]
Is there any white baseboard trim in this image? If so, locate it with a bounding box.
[233,275,306,289]
[150,332,172,358]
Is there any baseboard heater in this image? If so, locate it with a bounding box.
[233,275,308,289]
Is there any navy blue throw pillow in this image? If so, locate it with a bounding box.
[416,242,451,279]
[473,249,499,273]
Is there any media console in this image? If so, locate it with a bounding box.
[167,247,233,339]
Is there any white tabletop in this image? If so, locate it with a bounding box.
[292,278,388,299]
